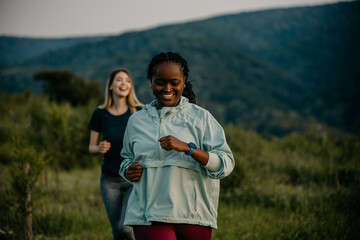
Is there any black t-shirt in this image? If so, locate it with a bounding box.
[88,108,132,176]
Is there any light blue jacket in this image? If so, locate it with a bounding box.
[119,97,235,228]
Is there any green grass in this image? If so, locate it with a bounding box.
[0,166,112,239]
[2,159,358,239]
[33,168,112,239]
[1,124,359,239]
[212,126,360,240]
[214,187,358,240]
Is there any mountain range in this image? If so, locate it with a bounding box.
[1,1,359,136]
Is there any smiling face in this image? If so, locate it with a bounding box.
[150,62,187,109]
[110,71,131,98]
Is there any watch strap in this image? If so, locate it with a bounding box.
[185,142,196,156]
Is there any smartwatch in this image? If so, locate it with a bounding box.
[185,142,197,156]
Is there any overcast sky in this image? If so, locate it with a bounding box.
[0,0,353,38]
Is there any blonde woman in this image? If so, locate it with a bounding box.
[88,69,143,240]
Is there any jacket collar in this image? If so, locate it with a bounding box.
[144,96,189,118]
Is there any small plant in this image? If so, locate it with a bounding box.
[9,137,47,240]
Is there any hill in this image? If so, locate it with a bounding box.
[0,1,359,136]
[0,36,106,64]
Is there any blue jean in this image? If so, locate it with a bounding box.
[100,173,135,240]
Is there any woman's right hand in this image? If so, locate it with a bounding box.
[125,162,143,182]
[98,140,111,153]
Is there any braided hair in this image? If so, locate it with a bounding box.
[147,52,196,104]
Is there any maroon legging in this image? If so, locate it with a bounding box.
[132,222,212,240]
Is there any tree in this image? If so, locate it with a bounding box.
[34,69,103,106]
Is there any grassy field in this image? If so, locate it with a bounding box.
[0,93,359,239]
[1,125,359,239]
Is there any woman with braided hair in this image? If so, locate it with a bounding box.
[119,52,234,240]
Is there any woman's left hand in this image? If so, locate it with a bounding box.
[159,135,190,152]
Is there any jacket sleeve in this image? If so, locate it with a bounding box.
[201,111,235,179]
[119,118,135,183]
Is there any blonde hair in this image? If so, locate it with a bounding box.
[99,68,143,113]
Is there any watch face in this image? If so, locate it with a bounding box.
[189,142,196,149]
